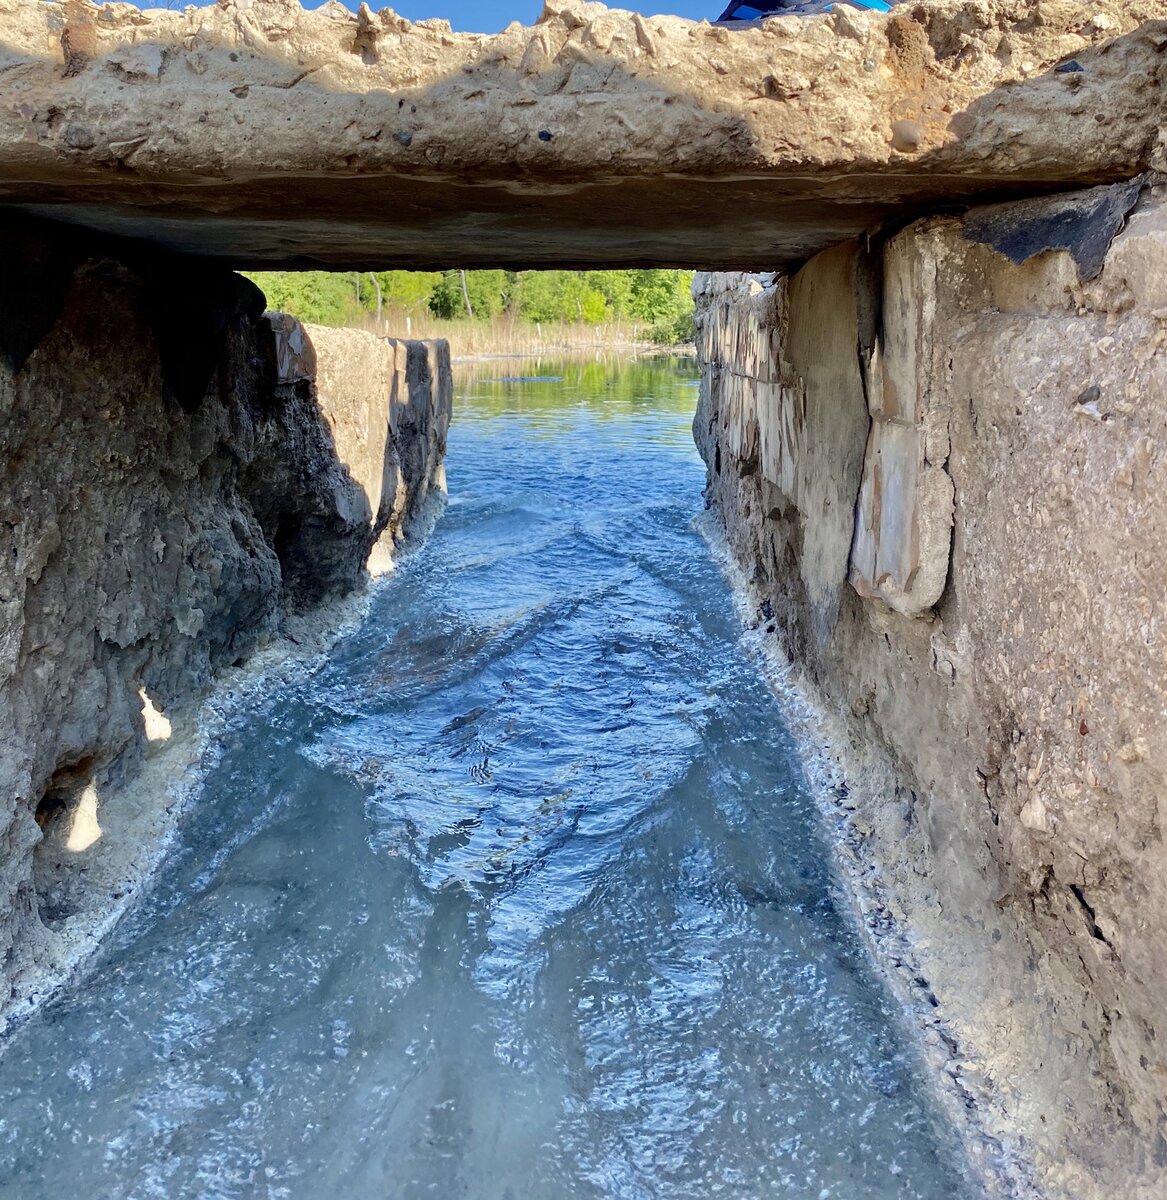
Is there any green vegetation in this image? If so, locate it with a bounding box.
[242,268,696,345]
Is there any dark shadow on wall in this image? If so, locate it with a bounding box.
[0,215,265,410]
[0,212,413,602]
[0,212,447,999]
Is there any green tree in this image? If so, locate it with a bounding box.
[512,270,610,324]
[244,270,361,326]
[587,271,634,319]
[628,269,686,323]
[243,267,696,343]
[627,269,695,343]
[376,270,442,310]
[427,272,463,319]
[511,270,565,322]
[428,270,509,320]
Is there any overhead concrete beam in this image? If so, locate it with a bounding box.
[0,0,1163,268]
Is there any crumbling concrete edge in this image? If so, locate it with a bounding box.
[0,520,443,1044]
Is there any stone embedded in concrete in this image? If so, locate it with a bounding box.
[694,246,872,647]
[849,224,955,616]
[0,0,1163,268]
[694,178,1167,1200]
[269,310,317,385]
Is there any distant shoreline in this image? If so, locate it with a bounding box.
[450,342,696,365]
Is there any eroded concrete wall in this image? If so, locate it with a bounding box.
[0,0,1164,268]
[0,221,450,1026]
[260,317,450,595]
[695,182,1167,1200]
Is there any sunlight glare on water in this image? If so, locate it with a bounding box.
[0,355,972,1200]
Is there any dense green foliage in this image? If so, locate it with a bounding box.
[243,268,696,343]
[247,271,361,329]
[427,269,510,320]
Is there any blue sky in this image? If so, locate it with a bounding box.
[308,0,722,33]
[145,0,889,38]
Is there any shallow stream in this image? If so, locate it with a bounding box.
[0,356,971,1199]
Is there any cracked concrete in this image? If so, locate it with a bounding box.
[0,0,1164,267]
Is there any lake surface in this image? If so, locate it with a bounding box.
[0,355,972,1199]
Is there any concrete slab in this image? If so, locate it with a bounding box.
[0,0,1163,268]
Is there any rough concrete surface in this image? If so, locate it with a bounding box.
[694,181,1167,1199]
[263,319,451,595]
[0,0,1164,267]
[0,221,450,1030]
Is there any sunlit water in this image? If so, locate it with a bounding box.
[0,356,972,1200]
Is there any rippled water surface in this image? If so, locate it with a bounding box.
[0,356,972,1199]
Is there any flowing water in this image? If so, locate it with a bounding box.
[0,356,973,1200]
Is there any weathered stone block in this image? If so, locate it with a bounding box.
[783,243,873,644]
[849,225,954,615]
[695,246,873,646]
[268,310,317,384]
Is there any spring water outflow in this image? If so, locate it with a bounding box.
[0,357,971,1200]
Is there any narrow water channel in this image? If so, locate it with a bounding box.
[0,357,971,1200]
